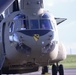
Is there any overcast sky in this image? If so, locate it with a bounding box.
[43,0,76,54]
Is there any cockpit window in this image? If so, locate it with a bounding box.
[9,22,14,33]
[9,14,54,30]
[30,20,39,29]
[20,19,29,30]
[13,14,29,30]
[40,19,53,29]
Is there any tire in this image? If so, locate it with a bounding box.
[59,64,64,75]
[42,66,48,74]
[52,64,57,75]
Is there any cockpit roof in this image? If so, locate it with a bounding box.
[41,13,50,19]
[14,14,26,20]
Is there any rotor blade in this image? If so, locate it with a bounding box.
[0,0,15,14]
[55,18,67,25]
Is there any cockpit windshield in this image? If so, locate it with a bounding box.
[9,14,54,32]
[29,19,53,30]
[30,20,39,29]
[40,19,53,29]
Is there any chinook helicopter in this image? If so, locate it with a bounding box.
[0,0,67,75]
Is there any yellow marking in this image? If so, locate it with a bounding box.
[33,34,40,41]
[42,73,51,75]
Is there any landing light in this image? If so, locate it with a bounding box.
[42,41,44,44]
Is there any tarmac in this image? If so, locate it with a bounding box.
[24,68,76,75]
[2,68,76,75]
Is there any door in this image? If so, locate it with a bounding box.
[0,22,6,70]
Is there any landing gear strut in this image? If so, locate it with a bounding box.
[42,66,48,74]
[0,71,1,75]
[52,63,64,75]
[59,64,64,75]
[52,64,57,75]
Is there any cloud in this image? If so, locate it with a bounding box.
[44,0,76,7]
[61,42,76,54]
[44,0,54,7]
[65,43,76,49]
[59,0,76,3]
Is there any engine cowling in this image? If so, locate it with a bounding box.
[56,42,67,62]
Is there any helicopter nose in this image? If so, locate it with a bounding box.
[9,29,54,54]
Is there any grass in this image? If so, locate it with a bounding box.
[60,55,76,68]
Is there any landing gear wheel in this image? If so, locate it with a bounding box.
[52,64,57,75]
[42,66,48,74]
[59,64,64,75]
